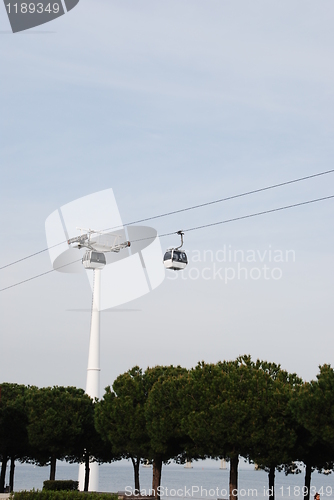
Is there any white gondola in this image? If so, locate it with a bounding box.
[163,231,188,271]
[82,250,106,270]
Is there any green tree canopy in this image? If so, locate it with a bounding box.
[64,394,114,491]
[290,365,334,500]
[95,366,149,493]
[181,356,298,500]
[96,365,190,497]
[247,363,302,500]
[0,383,30,493]
[145,365,189,497]
[26,386,96,481]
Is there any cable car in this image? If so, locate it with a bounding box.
[163,231,188,271]
[82,250,106,270]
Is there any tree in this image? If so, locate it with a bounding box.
[0,383,30,493]
[182,356,290,500]
[96,365,189,498]
[291,365,334,500]
[64,394,114,491]
[144,365,189,498]
[95,367,149,493]
[303,364,334,449]
[26,386,96,481]
[180,358,253,500]
[290,419,332,500]
[247,363,303,500]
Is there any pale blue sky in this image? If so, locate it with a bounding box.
[1,1,334,391]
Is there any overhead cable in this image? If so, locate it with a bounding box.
[1,168,333,271]
[103,168,334,231]
[0,259,82,292]
[1,193,333,293]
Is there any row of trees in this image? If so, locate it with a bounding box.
[95,358,334,500]
[1,356,334,500]
[0,385,112,493]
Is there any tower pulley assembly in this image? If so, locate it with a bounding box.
[67,228,131,270]
[163,230,188,271]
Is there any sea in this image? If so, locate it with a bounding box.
[6,461,334,500]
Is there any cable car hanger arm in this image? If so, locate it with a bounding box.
[175,230,184,250]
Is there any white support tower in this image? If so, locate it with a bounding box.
[45,191,165,492]
[86,268,101,400]
[78,268,101,491]
[73,235,130,492]
[184,460,193,469]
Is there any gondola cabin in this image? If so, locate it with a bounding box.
[163,249,188,271]
[82,250,106,270]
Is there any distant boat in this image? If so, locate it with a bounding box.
[142,460,151,468]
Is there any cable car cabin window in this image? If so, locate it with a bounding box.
[82,251,106,269]
[164,251,172,260]
[91,252,106,264]
[173,251,188,263]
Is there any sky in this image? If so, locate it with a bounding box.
[1,0,334,395]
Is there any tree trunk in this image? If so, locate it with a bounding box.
[9,457,15,492]
[0,454,8,493]
[268,466,275,500]
[84,452,90,492]
[229,455,239,500]
[304,463,312,500]
[49,455,56,481]
[130,457,140,494]
[152,455,163,499]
